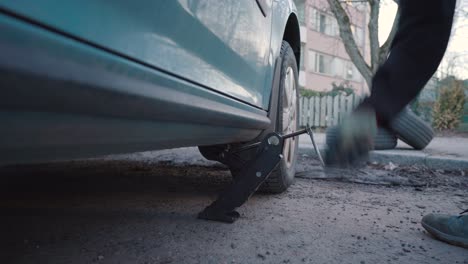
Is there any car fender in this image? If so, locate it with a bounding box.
[270,0,299,64]
[252,0,299,141]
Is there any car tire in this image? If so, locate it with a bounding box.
[373,128,398,150]
[390,108,434,150]
[259,41,299,193]
[198,41,299,194]
[326,126,398,150]
[198,145,226,161]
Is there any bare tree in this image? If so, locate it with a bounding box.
[438,51,468,79]
[438,0,468,80]
[327,0,468,86]
[326,0,400,88]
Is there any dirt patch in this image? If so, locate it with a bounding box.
[296,155,468,190]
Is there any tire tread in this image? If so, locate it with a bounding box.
[391,109,434,150]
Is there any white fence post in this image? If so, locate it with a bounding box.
[326,96,333,127]
[299,94,362,128]
[314,96,320,127]
[320,96,326,127]
[308,97,314,126]
[339,94,346,123]
[333,95,339,125]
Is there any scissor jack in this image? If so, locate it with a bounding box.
[198,125,324,223]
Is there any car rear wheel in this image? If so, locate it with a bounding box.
[198,41,299,193]
[259,41,299,193]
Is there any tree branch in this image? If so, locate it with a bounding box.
[327,0,372,86]
[378,6,400,66]
[368,0,380,73]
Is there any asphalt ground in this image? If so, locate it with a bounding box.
[1,148,467,264]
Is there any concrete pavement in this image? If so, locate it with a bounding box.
[299,133,468,170]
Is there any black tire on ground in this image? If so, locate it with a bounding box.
[373,128,398,150]
[259,41,299,193]
[198,145,225,162]
[326,127,398,150]
[390,108,434,150]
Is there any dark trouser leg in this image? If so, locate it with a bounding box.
[363,0,456,124]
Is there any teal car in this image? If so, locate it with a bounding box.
[0,1,301,192]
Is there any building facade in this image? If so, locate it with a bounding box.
[295,0,370,95]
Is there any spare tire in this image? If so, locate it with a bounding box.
[326,126,397,150]
[390,108,434,150]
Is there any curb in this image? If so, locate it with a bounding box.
[298,146,468,170]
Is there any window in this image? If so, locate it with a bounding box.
[308,7,317,29]
[309,51,333,75]
[308,50,316,71]
[319,14,327,33]
[330,19,339,36]
[345,61,362,82]
[295,0,306,26]
[308,51,362,81]
[309,8,338,37]
[345,61,354,80]
[332,57,344,77]
[319,54,334,74]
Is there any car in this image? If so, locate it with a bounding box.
[0,0,301,192]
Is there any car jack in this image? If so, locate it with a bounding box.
[198,124,324,223]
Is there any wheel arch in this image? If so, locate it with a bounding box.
[270,0,301,71]
[282,14,301,71]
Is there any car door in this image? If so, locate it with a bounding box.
[0,0,273,108]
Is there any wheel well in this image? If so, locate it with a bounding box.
[283,14,301,70]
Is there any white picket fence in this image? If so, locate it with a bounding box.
[299,94,363,128]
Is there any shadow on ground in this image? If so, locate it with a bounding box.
[0,160,242,264]
[0,160,232,195]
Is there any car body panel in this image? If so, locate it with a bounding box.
[271,0,297,66]
[261,0,297,108]
[0,0,300,164]
[0,13,271,164]
[0,0,273,108]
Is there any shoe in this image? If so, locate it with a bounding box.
[325,107,377,167]
[421,210,468,249]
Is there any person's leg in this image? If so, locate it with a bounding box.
[365,0,457,124]
[373,0,467,248]
[325,0,456,166]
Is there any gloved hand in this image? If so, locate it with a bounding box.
[325,106,377,167]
